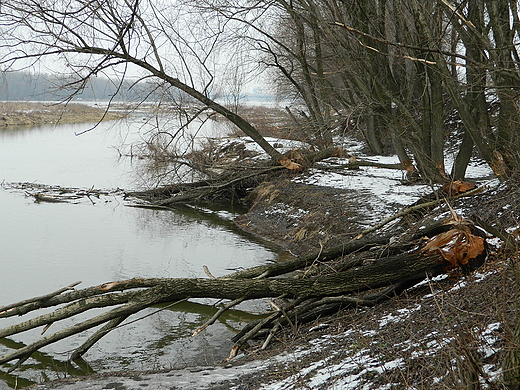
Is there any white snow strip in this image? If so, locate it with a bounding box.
[478,322,502,359]
[378,304,422,327]
[262,203,309,219]
[448,279,467,292]
[294,168,428,207]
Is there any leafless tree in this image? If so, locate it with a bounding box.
[0,0,302,170]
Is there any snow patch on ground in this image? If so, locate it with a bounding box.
[292,163,430,226]
[254,263,505,390]
[285,138,494,225]
[227,137,494,216]
[378,303,422,327]
[262,203,309,219]
[295,166,428,206]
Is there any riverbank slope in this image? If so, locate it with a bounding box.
[4,105,518,389]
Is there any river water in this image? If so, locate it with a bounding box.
[0,115,279,388]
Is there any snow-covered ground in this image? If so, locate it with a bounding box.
[234,135,497,225]
[255,271,506,389]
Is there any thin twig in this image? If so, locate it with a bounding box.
[0,281,81,315]
[261,322,281,350]
[192,297,245,337]
[70,315,130,360]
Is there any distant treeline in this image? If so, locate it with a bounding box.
[0,71,177,101]
[0,70,271,103]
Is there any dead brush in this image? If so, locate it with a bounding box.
[186,138,261,173]
[237,105,310,141]
[420,241,518,389]
[250,183,280,205]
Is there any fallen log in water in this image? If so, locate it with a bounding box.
[0,213,488,369]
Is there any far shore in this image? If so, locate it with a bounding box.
[0,101,125,127]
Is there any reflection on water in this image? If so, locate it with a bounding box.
[0,121,135,189]
[0,338,94,389]
[0,299,268,389]
[0,118,278,388]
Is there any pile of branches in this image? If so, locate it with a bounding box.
[2,182,124,204]
[124,145,358,207]
[0,206,489,370]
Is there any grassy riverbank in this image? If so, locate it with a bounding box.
[0,101,124,127]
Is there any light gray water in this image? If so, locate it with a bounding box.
[0,116,278,388]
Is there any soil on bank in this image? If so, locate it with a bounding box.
[0,102,124,127]
[235,179,372,257]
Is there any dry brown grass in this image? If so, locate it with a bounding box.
[233,105,308,141]
[0,101,123,127]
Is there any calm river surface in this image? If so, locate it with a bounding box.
[0,114,279,388]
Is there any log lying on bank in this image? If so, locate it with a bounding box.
[124,146,353,207]
[0,214,488,369]
[126,165,284,206]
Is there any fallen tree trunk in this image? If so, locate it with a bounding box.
[124,147,354,207]
[0,216,487,368]
[141,252,445,302]
[125,165,284,206]
[0,251,445,334]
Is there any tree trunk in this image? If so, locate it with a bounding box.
[0,248,481,366]
[0,214,487,367]
[451,0,488,182]
[134,252,446,304]
[365,111,384,155]
[157,71,297,168]
[451,130,474,181]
